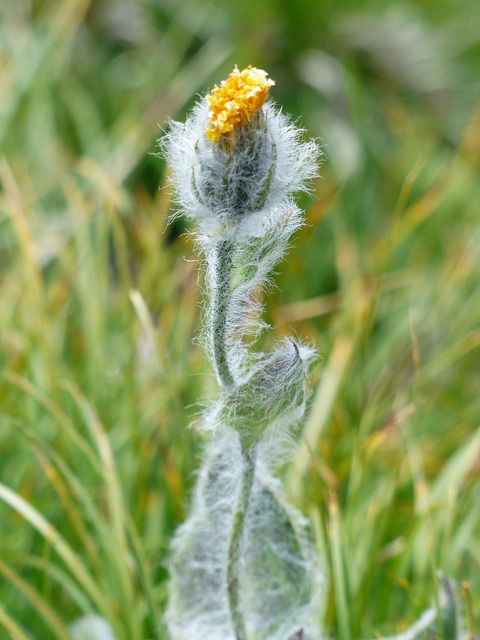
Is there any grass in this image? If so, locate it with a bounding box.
[0,0,479,637]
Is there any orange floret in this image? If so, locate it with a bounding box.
[205,65,275,143]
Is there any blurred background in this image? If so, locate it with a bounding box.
[1,0,479,638]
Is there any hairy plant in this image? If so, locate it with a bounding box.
[162,65,322,640]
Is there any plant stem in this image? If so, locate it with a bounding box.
[227,451,255,640]
[212,238,235,390]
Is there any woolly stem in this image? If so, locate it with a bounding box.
[227,451,256,640]
[212,238,235,390]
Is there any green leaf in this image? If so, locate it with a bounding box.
[239,473,323,640]
[217,341,309,452]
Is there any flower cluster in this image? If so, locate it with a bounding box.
[162,65,318,233]
[205,65,275,142]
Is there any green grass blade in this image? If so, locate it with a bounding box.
[0,484,116,633]
[61,383,141,640]
[0,607,35,640]
[0,560,73,640]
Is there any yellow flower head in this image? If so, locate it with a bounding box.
[205,65,275,143]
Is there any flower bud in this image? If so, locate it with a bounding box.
[162,66,319,233]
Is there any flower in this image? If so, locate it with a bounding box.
[205,65,275,143]
[161,65,319,233]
